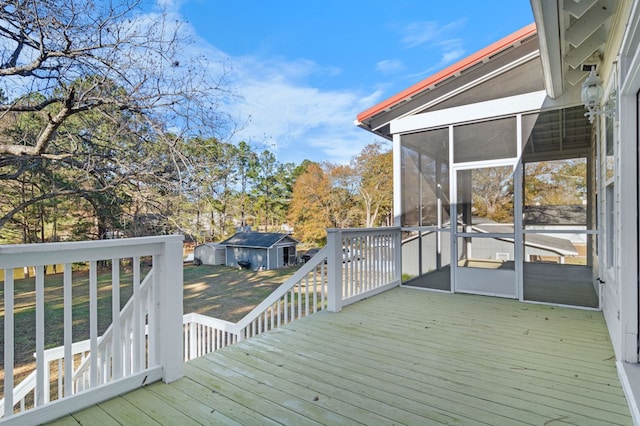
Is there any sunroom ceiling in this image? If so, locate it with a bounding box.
[532,0,620,98]
[522,105,592,161]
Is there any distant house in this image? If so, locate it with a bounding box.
[220,232,298,270]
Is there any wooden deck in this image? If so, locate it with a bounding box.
[49,287,631,425]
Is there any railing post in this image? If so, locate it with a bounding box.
[326,229,343,312]
[154,235,184,383]
[393,227,402,284]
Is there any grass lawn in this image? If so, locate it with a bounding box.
[0,263,299,395]
[182,264,299,321]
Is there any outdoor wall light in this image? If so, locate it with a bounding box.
[581,68,616,123]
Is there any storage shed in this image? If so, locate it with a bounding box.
[220,232,298,270]
[193,243,226,266]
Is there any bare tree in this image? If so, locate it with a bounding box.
[0,1,235,240]
[0,1,232,154]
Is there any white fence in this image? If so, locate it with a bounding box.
[0,236,183,425]
[0,228,401,424]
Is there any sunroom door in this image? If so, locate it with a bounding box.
[448,116,521,298]
[453,164,518,298]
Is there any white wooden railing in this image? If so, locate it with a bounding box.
[0,236,184,425]
[0,228,400,424]
[327,227,402,310]
[182,227,402,361]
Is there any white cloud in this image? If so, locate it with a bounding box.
[401,21,440,48]
[437,38,466,66]
[154,0,188,13]
[376,59,405,75]
[138,4,381,165]
[400,19,466,49]
[403,35,468,81]
[227,68,377,164]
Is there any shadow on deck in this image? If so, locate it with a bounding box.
[49,287,631,425]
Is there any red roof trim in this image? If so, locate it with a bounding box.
[356,23,537,123]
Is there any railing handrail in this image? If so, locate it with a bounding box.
[39,339,91,361]
[0,235,183,269]
[327,226,401,237]
[0,235,183,254]
[183,313,236,333]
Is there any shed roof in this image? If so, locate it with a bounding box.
[220,232,298,249]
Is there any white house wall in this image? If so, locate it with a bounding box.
[610,0,640,364]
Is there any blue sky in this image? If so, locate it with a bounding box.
[160,1,534,165]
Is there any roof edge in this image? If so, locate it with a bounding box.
[356,22,538,124]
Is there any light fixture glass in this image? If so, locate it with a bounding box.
[581,69,605,123]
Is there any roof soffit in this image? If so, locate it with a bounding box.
[532,0,621,98]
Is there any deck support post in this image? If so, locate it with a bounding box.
[154,236,185,383]
[326,229,343,312]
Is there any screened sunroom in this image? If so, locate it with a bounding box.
[397,104,596,308]
[357,24,601,309]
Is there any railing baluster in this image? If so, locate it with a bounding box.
[111,259,122,379]
[284,293,288,324]
[204,327,208,354]
[277,299,282,327]
[289,289,295,321]
[63,263,73,398]
[189,322,197,360]
[89,261,98,388]
[348,237,353,296]
[57,358,63,398]
[124,315,131,375]
[305,276,310,316]
[132,257,142,372]
[321,263,326,309]
[312,271,317,313]
[35,265,45,407]
[270,305,275,331]
[4,269,14,418]
[43,356,50,403]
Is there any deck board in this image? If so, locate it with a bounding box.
[144,380,245,425]
[47,287,632,425]
[62,405,120,425]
